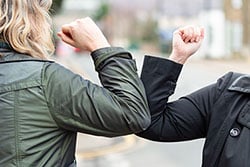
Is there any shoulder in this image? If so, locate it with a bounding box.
[42,61,76,79]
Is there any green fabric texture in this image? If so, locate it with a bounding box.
[0,47,150,167]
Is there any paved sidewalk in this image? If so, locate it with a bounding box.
[75,134,141,167]
[76,134,139,157]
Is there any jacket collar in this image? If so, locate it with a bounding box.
[228,75,250,93]
[0,41,12,50]
[0,42,53,63]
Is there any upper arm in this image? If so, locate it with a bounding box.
[42,58,150,137]
[137,56,230,141]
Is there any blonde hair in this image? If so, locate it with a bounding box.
[0,0,55,59]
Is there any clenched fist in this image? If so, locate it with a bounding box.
[169,26,205,64]
[57,17,110,53]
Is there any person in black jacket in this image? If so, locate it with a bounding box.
[138,25,250,167]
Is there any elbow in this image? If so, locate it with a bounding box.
[127,102,151,133]
[139,116,151,131]
[130,112,151,133]
[102,116,151,138]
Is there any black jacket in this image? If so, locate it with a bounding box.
[138,56,250,167]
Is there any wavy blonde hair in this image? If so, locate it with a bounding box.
[0,0,55,59]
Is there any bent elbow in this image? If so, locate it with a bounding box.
[130,113,151,133]
[103,117,151,138]
[139,118,151,132]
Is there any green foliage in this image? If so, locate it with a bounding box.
[141,19,158,42]
[92,2,110,21]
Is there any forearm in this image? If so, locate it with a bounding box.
[44,47,150,137]
[141,55,183,114]
[168,52,188,64]
[91,47,151,135]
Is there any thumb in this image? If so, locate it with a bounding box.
[172,29,185,46]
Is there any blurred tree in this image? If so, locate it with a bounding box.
[141,18,158,42]
[242,0,250,50]
[92,2,110,21]
[50,0,64,15]
[91,2,112,42]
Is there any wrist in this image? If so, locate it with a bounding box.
[90,40,111,52]
[168,52,187,64]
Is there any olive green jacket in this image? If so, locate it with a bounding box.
[0,43,150,167]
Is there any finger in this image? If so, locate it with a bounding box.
[57,31,75,47]
[188,27,197,42]
[61,24,74,40]
[184,27,194,43]
[195,27,205,42]
[177,27,190,43]
[179,28,188,39]
[173,29,185,44]
[194,27,201,42]
[191,28,198,43]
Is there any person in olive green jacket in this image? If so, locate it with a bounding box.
[0,1,150,167]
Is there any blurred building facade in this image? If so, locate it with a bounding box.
[199,0,226,58]
[224,0,243,58]
[242,0,250,58]
[53,0,101,27]
[108,0,247,59]
[223,0,250,58]
[108,0,227,58]
[55,0,249,59]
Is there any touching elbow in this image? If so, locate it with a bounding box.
[130,112,151,133]
[139,117,151,132]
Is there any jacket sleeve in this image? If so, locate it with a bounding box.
[137,56,223,142]
[42,47,150,137]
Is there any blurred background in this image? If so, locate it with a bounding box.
[50,0,250,167]
[52,0,250,59]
